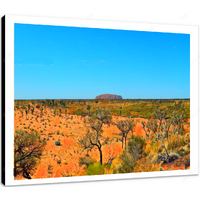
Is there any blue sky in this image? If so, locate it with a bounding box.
[14,23,190,99]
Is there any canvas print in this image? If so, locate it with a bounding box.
[13,23,191,180]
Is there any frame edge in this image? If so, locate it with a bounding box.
[1,15,6,186]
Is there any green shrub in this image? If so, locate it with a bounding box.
[117,135,145,174]
[79,157,94,168]
[86,163,104,175]
[151,142,157,148]
[105,163,111,169]
[55,141,61,146]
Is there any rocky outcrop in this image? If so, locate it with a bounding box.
[95,94,123,100]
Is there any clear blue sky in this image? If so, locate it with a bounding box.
[14,23,190,99]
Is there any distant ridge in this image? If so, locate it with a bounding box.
[95,94,123,100]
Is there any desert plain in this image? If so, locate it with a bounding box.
[14,98,190,180]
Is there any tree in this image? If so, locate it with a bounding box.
[25,108,28,119]
[31,107,34,115]
[87,104,91,115]
[59,108,62,116]
[27,104,31,112]
[48,101,52,107]
[153,108,168,132]
[78,108,112,165]
[171,110,185,135]
[14,130,46,179]
[142,108,184,141]
[115,119,136,149]
[20,110,23,116]
[119,106,122,115]
[65,108,68,117]
[150,108,171,140]
[141,119,158,139]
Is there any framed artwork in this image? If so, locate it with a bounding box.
[1,15,199,186]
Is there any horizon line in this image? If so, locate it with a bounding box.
[14,98,190,100]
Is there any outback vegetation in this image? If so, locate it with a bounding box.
[14,99,190,179]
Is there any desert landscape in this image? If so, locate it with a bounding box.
[14,95,190,180]
[14,24,190,180]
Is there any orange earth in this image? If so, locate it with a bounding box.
[14,103,190,180]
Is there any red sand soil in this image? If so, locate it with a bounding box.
[14,104,190,179]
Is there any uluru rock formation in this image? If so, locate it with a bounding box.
[95,94,123,100]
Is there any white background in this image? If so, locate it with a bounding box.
[0,13,200,187]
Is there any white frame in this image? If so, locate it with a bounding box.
[2,15,199,186]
